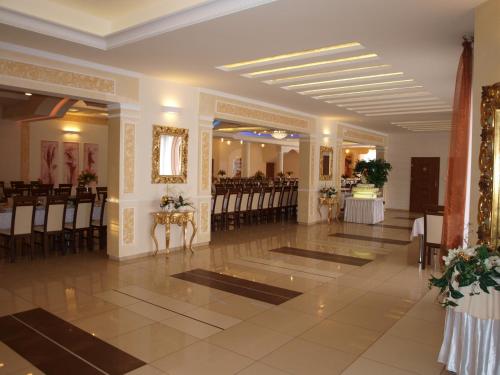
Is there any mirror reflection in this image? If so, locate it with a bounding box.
[159,134,183,175]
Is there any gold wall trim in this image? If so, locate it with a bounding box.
[123,208,134,245]
[124,123,135,193]
[151,125,188,184]
[478,82,500,249]
[342,128,386,146]
[0,58,115,94]
[200,202,209,233]
[201,130,210,191]
[216,101,309,129]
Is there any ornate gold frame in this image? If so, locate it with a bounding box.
[151,125,188,184]
[478,82,500,250]
[319,146,333,181]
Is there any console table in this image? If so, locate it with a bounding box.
[150,210,197,256]
[318,196,340,223]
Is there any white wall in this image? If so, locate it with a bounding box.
[385,132,450,210]
[29,119,108,185]
[0,120,21,182]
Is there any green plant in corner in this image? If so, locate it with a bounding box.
[254,170,265,180]
[354,159,392,188]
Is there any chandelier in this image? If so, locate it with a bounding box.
[271,130,288,140]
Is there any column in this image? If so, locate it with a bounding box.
[241,142,251,177]
[197,117,213,245]
[277,146,284,174]
[297,136,319,224]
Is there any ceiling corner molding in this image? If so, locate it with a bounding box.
[0,7,106,49]
[105,0,277,49]
[0,0,276,50]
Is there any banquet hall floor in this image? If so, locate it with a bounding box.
[0,210,451,375]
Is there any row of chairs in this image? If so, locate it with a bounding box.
[0,183,107,201]
[211,186,298,231]
[0,194,107,262]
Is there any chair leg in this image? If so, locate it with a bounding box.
[9,237,15,263]
[421,246,427,270]
[43,233,49,257]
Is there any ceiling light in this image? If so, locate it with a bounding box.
[355,105,452,113]
[217,42,363,71]
[325,92,431,104]
[336,97,441,107]
[68,108,79,112]
[242,53,378,78]
[24,92,32,96]
[271,130,288,140]
[227,140,231,145]
[347,101,446,110]
[298,79,414,95]
[220,138,224,142]
[240,139,243,144]
[364,109,453,116]
[312,85,423,99]
[282,72,404,90]
[262,64,391,85]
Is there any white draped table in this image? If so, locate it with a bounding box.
[344,197,384,224]
[438,280,500,375]
[0,206,101,229]
[411,217,425,263]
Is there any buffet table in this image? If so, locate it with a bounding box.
[438,279,500,374]
[344,197,384,224]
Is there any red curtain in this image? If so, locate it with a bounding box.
[442,39,473,250]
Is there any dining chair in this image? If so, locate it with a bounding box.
[91,194,107,250]
[211,189,227,231]
[0,196,37,262]
[76,187,89,195]
[423,210,444,269]
[250,188,262,224]
[290,186,298,218]
[34,195,68,256]
[64,193,95,252]
[239,188,253,225]
[54,187,72,196]
[259,187,273,223]
[10,181,24,189]
[96,187,107,202]
[225,189,242,230]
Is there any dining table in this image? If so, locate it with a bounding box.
[411,217,425,263]
[0,204,102,230]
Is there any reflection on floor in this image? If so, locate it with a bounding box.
[0,210,450,375]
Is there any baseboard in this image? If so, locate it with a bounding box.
[108,241,210,262]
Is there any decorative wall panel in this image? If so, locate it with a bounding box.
[123,208,134,245]
[124,123,135,193]
[200,202,209,233]
[201,131,210,191]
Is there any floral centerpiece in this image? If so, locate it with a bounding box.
[320,186,337,198]
[217,169,226,177]
[77,169,97,188]
[277,171,285,179]
[254,170,265,180]
[429,245,500,307]
[160,186,194,212]
[286,171,293,178]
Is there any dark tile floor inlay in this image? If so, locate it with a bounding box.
[369,224,412,230]
[172,268,302,305]
[0,308,145,375]
[330,233,411,245]
[269,247,372,266]
[395,216,421,221]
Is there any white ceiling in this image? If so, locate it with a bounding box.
[0,0,484,133]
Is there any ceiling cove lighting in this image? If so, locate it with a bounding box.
[282,72,404,90]
[242,53,378,78]
[325,92,431,104]
[217,42,364,71]
[356,105,452,114]
[24,92,32,96]
[312,85,424,99]
[336,97,442,107]
[346,101,446,110]
[392,120,452,126]
[298,79,414,95]
[262,64,391,85]
[364,109,453,116]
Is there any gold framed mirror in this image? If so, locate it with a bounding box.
[478,82,500,250]
[152,125,188,184]
[319,146,333,180]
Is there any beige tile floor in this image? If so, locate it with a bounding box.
[0,210,451,374]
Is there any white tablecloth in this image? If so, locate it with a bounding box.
[0,206,101,229]
[411,217,424,239]
[344,197,384,224]
[438,279,500,374]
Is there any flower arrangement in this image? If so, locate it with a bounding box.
[254,170,265,180]
[217,169,226,177]
[320,186,337,197]
[429,245,500,307]
[77,169,98,185]
[160,186,194,211]
[286,171,293,178]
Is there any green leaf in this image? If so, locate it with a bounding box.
[450,289,464,299]
[479,280,491,294]
[477,246,489,260]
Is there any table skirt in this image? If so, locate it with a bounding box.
[344,198,384,224]
[439,309,500,375]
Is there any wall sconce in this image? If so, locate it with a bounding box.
[161,105,181,114]
[62,127,80,135]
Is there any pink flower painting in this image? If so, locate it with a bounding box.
[40,140,58,184]
[63,142,79,185]
[84,143,98,175]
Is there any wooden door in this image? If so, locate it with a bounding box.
[266,162,275,178]
[409,157,440,213]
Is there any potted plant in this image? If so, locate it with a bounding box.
[254,170,265,180]
[354,159,392,188]
[320,186,337,198]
